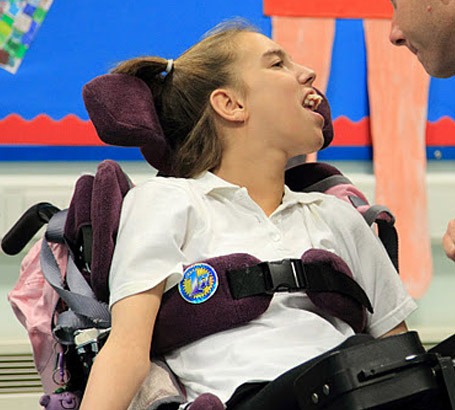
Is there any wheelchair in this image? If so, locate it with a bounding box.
[2,73,454,410]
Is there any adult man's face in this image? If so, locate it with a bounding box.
[389,0,455,78]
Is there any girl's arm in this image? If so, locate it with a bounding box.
[379,321,408,338]
[80,281,165,410]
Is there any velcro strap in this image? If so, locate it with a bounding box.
[228,259,373,313]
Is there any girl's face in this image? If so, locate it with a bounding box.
[235,32,325,159]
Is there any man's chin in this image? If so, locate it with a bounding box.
[422,57,455,79]
[431,67,455,79]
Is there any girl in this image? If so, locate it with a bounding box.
[80,21,416,410]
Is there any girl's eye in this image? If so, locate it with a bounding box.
[272,60,284,68]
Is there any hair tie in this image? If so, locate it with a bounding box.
[165,59,174,74]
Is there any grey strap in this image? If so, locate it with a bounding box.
[66,256,97,299]
[53,310,99,345]
[44,209,67,244]
[41,238,111,324]
[360,205,399,272]
[362,204,395,227]
[41,210,111,327]
[46,210,97,298]
[376,219,399,271]
[302,174,352,193]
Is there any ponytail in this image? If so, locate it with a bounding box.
[111,56,168,82]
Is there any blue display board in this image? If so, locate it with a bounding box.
[0,0,454,162]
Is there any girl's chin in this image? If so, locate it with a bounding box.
[312,129,325,151]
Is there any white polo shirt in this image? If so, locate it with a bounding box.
[109,171,417,403]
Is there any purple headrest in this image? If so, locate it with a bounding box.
[82,74,172,173]
[285,162,343,192]
[316,90,334,149]
[82,74,334,173]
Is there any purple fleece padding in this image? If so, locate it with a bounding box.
[189,393,224,410]
[314,87,334,150]
[64,160,132,303]
[302,249,367,333]
[153,250,367,355]
[90,160,132,303]
[152,253,271,355]
[64,174,94,284]
[82,75,333,174]
[82,74,172,173]
[285,162,342,192]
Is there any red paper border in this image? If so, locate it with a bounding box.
[0,114,103,146]
[1,114,453,148]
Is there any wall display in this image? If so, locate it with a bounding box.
[0,0,53,74]
[0,1,453,163]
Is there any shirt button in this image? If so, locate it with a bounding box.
[272,233,281,242]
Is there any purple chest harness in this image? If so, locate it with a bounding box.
[152,249,373,356]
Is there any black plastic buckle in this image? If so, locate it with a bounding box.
[261,259,306,293]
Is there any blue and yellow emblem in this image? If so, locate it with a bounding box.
[179,263,219,304]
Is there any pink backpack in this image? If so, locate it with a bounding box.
[3,160,128,402]
[8,239,68,394]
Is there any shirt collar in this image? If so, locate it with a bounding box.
[193,171,323,206]
[281,185,324,207]
[192,171,241,195]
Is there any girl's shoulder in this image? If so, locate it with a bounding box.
[291,189,369,227]
[123,175,209,217]
[135,175,193,191]
[287,188,356,211]
[128,175,199,200]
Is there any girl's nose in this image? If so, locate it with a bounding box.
[297,66,316,86]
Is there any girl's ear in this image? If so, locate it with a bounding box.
[210,88,247,123]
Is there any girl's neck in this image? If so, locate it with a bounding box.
[214,153,287,217]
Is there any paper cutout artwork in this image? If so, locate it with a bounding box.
[0,0,53,74]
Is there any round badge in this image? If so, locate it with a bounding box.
[178,263,219,304]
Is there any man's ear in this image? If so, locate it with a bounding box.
[210,88,247,123]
